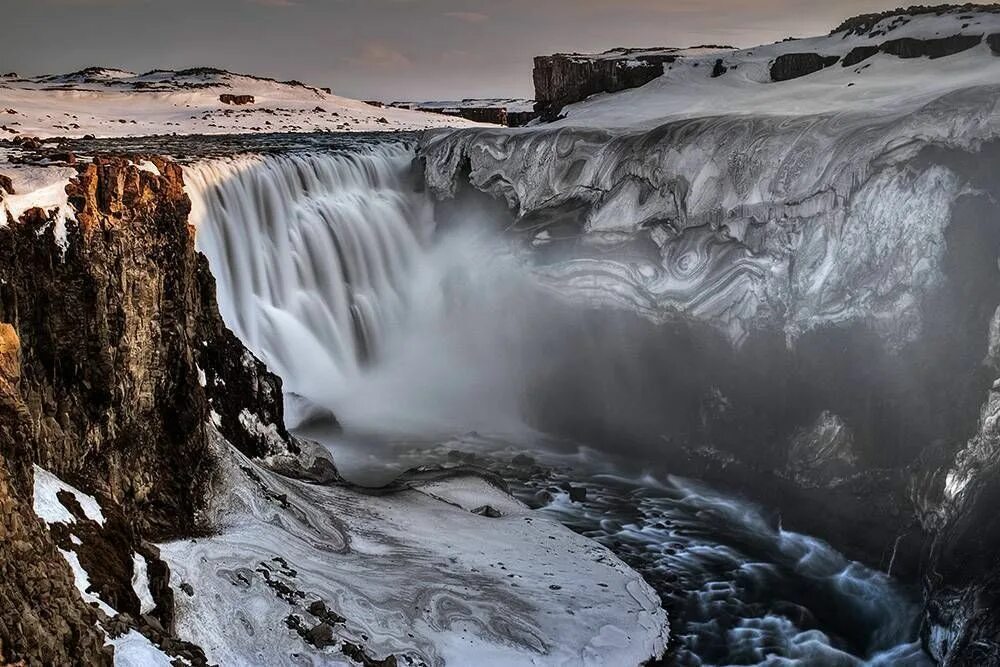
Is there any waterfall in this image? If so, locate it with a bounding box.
[187,144,439,424]
[186,143,547,437]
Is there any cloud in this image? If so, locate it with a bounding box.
[444,11,489,23]
[350,41,412,69]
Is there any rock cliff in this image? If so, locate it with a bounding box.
[532,50,683,120]
[0,157,294,664]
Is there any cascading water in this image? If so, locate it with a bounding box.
[187,144,432,416]
[189,143,572,439]
[186,140,931,666]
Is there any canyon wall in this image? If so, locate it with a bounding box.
[532,51,678,120]
[419,95,1000,662]
[0,158,294,664]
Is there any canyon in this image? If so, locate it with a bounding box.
[3,4,1000,666]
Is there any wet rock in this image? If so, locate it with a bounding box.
[179,582,194,597]
[304,622,335,647]
[711,59,728,77]
[0,174,13,195]
[511,453,536,467]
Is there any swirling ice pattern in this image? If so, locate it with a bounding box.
[421,86,1000,346]
[161,432,669,666]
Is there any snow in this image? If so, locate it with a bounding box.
[421,8,1000,350]
[133,160,160,176]
[543,9,1000,130]
[414,475,526,516]
[160,433,669,666]
[0,165,75,252]
[0,68,490,139]
[59,548,117,616]
[131,554,156,615]
[32,464,106,527]
[108,631,174,667]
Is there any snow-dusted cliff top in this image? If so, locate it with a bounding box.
[0,67,486,139]
[547,6,1000,129]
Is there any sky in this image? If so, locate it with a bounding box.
[1,0,956,101]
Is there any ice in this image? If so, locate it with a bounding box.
[107,630,174,667]
[160,432,669,666]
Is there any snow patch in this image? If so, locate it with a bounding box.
[59,548,116,616]
[107,630,174,667]
[33,465,106,526]
[131,554,156,615]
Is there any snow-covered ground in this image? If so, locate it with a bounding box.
[0,68,487,139]
[161,433,669,666]
[548,8,1000,129]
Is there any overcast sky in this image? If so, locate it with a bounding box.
[2,0,942,100]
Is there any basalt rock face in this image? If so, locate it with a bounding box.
[533,53,675,120]
[0,157,295,664]
[770,53,840,81]
[880,33,982,59]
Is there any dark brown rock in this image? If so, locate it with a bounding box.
[533,52,676,120]
[219,94,255,105]
[0,156,300,664]
[0,174,13,196]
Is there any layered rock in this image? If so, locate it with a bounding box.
[0,157,295,664]
[770,52,840,81]
[533,50,682,120]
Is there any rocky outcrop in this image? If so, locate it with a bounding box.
[770,53,840,81]
[832,4,1000,37]
[533,52,677,120]
[842,45,880,67]
[219,93,255,105]
[0,157,296,664]
[988,32,1000,54]
[880,33,982,59]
